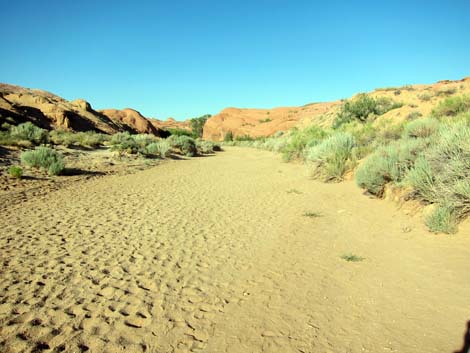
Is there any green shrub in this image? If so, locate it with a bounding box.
[356,139,429,196]
[109,132,139,154]
[167,135,197,156]
[50,130,108,148]
[21,147,65,175]
[9,122,49,145]
[168,128,193,137]
[9,166,23,179]
[281,126,328,161]
[145,140,171,158]
[425,204,457,234]
[403,118,440,138]
[305,132,355,181]
[432,95,470,118]
[406,122,470,231]
[224,131,234,142]
[189,114,211,138]
[333,94,402,128]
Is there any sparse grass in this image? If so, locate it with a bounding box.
[425,204,458,234]
[50,130,108,148]
[418,93,433,101]
[21,147,65,176]
[431,95,470,118]
[406,111,423,120]
[341,254,365,262]
[259,118,272,123]
[303,211,322,218]
[436,87,457,96]
[286,189,302,194]
[9,166,23,179]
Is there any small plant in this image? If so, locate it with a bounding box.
[281,126,328,161]
[436,87,457,96]
[425,204,457,234]
[21,147,65,176]
[196,140,216,154]
[223,131,234,142]
[341,254,365,262]
[303,211,322,218]
[418,93,433,101]
[286,189,302,194]
[259,118,272,123]
[9,166,23,179]
[406,111,423,121]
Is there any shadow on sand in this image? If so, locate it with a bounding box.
[454,320,470,353]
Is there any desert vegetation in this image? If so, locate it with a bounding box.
[223,93,470,233]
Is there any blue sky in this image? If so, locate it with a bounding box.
[1,0,469,120]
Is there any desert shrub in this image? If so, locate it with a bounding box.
[9,166,23,179]
[9,122,48,145]
[406,111,423,120]
[0,131,18,146]
[436,87,457,96]
[50,130,108,148]
[405,122,470,231]
[403,118,440,138]
[167,135,197,156]
[356,138,429,196]
[196,140,216,154]
[432,95,470,118]
[281,126,328,161]
[305,132,355,181]
[425,204,458,234]
[145,140,171,158]
[333,94,402,128]
[109,132,139,154]
[167,128,193,137]
[418,93,433,101]
[223,131,234,142]
[21,147,65,176]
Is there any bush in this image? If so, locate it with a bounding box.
[356,139,429,196]
[9,166,23,179]
[9,122,49,145]
[168,128,193,137]
[109,132,139,155]
[50,130,108,148]
[403,118,440,138]
[425,204,457,234]
[196,140,216,154]
[305,132,355,181]
[333,94,402,128]
[281,126,328,161]
[167,135,197,156]
[432,95,470,118]
[21,147,65,176]
[224,131,233,142]
[145,140,171,158]
[405,122,470,231]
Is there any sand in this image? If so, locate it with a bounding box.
[1,147,469,353]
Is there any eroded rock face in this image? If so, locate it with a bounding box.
[148,117,191,132]
[0,83,120,133]
[202,102,341,141]
[99,108,167,136]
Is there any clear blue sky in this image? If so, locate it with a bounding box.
[1,0,469,120]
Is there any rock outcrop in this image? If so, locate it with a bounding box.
[99,108,167,136]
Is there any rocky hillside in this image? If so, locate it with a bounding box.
[0,83,185,137]
[149,117,191,132]
[203,77,470,141]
